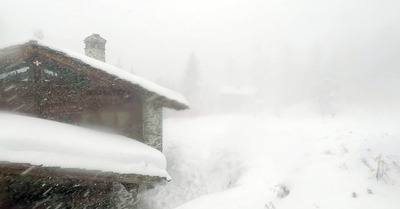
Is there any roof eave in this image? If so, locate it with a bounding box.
[0,161,165,185]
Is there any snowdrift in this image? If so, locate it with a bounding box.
[0,112,169,178]
[138,105,400,209]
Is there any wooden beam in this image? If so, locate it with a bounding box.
[0,162,164,185]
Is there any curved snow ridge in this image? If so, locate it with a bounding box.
[0,112,170,179]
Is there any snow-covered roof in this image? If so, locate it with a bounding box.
[0,112,170,179]
[0,39,188,110]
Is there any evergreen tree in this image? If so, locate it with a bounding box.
[182,52,199,108]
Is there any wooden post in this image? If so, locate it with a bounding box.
[30,57,43,116]
[0,176,8,208]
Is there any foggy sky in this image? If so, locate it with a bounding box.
[1,0,399,107]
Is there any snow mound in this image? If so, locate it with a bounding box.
[0,112,169,179]
[138,106,400,209]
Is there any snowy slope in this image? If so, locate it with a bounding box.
[0,112,169,178]
[138,104,400,209]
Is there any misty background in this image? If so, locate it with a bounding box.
[1,0,399,115]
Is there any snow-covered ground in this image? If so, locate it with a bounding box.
[138,102,400,209]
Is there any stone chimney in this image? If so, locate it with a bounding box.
[84,34,107,62]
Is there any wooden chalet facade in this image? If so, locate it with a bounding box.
[0,35,188,208]
[0,37,187,150]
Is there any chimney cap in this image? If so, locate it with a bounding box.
[84,34,107,44]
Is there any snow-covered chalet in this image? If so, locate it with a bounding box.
[0,34,188,208]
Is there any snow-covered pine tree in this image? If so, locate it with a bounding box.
[181,52,200,109]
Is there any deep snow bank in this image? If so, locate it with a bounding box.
[0,112,169,178]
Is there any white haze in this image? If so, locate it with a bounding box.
[1,0,399,113]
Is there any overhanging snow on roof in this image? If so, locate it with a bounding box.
[0,39,189,110]
[0,112,170,180]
